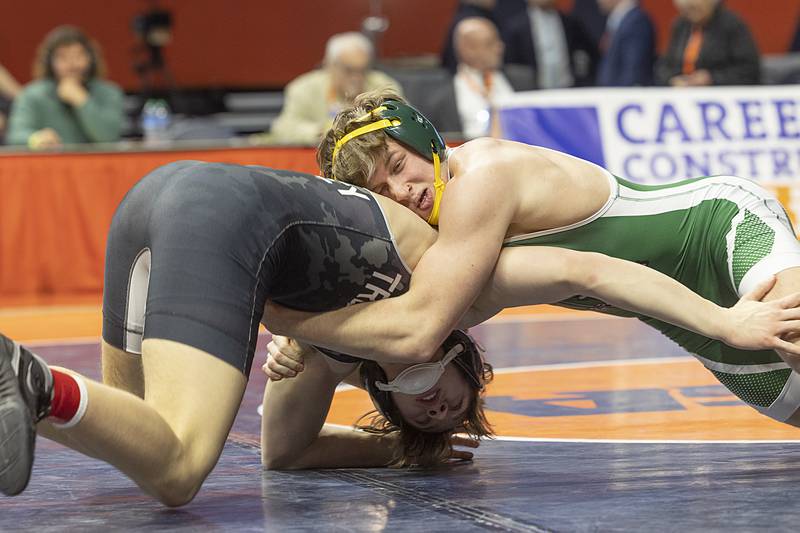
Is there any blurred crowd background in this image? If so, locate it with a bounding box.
[0,0,798,150]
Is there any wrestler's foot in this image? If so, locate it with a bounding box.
[0,333,52,496]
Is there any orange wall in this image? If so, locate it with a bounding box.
[0,1,796,91]
[0,0,459,90]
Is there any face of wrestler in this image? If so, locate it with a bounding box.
[673,0,718,25]
[389,361,473,433]
[52,42,91,82]
[368,139,444,220]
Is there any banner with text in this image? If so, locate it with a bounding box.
[498,85,800,220]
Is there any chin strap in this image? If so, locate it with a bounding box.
[331,107,447,226]
[426,151,445,226]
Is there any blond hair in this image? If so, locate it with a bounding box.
[317,88,406,187]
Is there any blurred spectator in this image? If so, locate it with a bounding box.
[440,0,499,74]
[571,0,608,47]
[790,13,800,52]
[0,64,22,143]
[503,0,599,88]
[427,17,535,139]
[494,0,528,28]
[6,26,124,149]
[0,64,20,99]
[269,32,402,145]
[596,0,655,86]
[656,0,760,87]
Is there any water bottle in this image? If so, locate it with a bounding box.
[141,98,171,146]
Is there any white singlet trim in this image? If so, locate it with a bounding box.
[123,248,151,354]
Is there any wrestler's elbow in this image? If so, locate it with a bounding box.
[564,252,604,296]
[262,443,301,470]
[262,456,294,470]
[398,325,448,363]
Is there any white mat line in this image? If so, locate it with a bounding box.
[490,436,800,444]
[251,411,800,445]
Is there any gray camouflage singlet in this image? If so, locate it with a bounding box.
[102,160,410,374]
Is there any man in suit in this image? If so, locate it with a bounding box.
[596,0,656,86]
[428,17,535,139]
[503,0,599,88]
[656,0,760,86]
[571,0,607,47]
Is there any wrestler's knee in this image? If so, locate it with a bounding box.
[149,445,212,507]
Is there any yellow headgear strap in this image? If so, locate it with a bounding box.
[331,106,446,226]
[331,107,395,177]
[427,151,444,226]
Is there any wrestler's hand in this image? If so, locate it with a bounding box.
[262,335,309,380]
[394,434,480,468]
[447,434,480,463]
[723,276,800,355]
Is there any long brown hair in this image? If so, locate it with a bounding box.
[357,359,495,467]
[32,25,106,81]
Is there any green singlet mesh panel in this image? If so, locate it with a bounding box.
[710,368,791,407]
[732,211,775,288]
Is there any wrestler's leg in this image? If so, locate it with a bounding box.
[101,340,144,398]
[725,177,800,372]
[37,338,245,507]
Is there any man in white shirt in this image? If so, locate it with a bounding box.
[527,0,574,89]
[504,0,598,88]
[452,17,515,139]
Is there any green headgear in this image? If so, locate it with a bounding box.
[376,100,446,160]
[332,99,448,225]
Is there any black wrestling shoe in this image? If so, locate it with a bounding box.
[0,333,52,496]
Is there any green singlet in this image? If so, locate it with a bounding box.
[504,171,800,422]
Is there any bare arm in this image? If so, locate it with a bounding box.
[463,246,800,353]
[266,153,517,363]
[261,348,397,469]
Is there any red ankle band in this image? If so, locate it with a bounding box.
[49,369,81,422]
